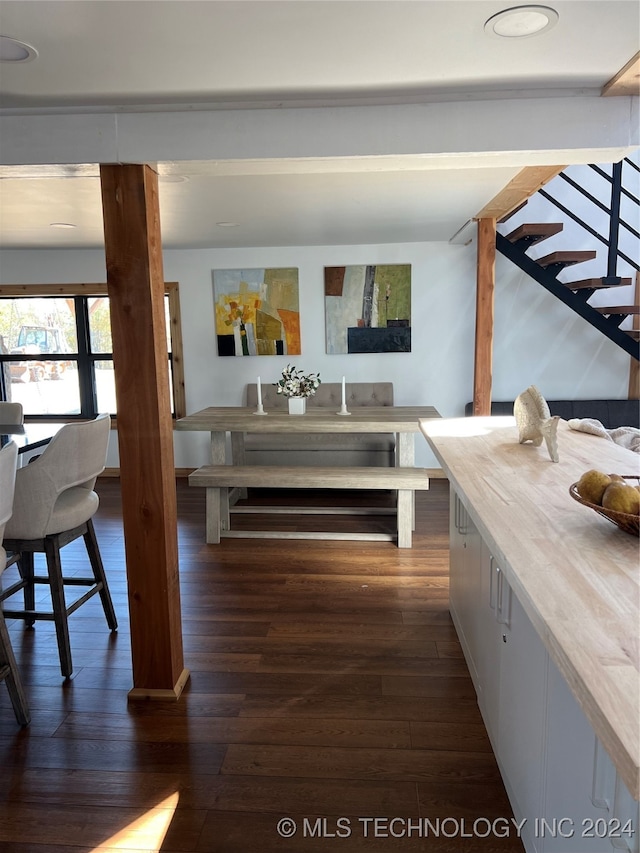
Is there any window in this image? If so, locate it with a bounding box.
[0,283,185,420]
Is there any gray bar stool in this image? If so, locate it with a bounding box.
[1,414,117,678]
[0,440,30,724]
[0,402,24,425]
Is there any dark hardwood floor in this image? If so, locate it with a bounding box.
[0,478,524,852]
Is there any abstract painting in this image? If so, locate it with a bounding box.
[324,264,411,354]
[213,267,301,357]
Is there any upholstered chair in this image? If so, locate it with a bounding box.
[0,402,24,424]
[0,440,30,725]
[1,414,117,678]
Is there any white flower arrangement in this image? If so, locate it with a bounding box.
[275,364,321,398]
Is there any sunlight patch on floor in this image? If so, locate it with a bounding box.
[91,792,180,852]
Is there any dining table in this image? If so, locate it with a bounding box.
[175,405,441,468]
[176,405,441,540]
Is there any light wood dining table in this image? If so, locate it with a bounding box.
[176,406,441,541]
[175,405,441,468]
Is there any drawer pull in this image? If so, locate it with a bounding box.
[591,737,615,811]
[489,555,497,610]
[496,566,511,627]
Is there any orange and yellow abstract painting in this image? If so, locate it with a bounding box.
[213,268,301,356]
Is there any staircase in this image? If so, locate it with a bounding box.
[496,159,639,361]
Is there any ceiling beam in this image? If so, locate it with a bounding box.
[602,52,640,97]
[475,165,566,222]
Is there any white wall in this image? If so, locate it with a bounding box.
[0,239,629,469]
[493,255,629,401]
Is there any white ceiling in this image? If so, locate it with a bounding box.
[0,1,638,250]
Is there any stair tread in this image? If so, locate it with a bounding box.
[495,229,638,360]
[566,277,632,290]
[505,222,563,244]
[537,251,597,268]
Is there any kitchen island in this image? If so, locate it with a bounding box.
[421,416,639,853]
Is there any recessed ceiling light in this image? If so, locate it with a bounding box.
[216,222,240,228]
[484,5,559,38]
[0,35,38,62]
[49,222,76,229]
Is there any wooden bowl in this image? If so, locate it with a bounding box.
[569,476,640,537]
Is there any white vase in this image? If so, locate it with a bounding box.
[288,396,306,415]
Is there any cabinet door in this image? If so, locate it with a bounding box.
[448,486,465,623]
[461,504,482,688]
[498,582,548,841]
[475,539,502,747]
[611,775,640,853]
[448,487,482,688]
[544,657,639,853]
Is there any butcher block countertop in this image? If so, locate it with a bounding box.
[420,416,640,800]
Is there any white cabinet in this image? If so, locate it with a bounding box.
[450,486,545,832]
[543,658,639,853]
[476,537,547,849]
[448,485,639,853]
[611,775,640,853]
[475,538,502,745]
[450,490,547,811]
[497,581,548,850]
[448,486,482,689]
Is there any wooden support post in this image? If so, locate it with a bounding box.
[629,272,640,400]
[473,218,496,416]
[100,163,189,700]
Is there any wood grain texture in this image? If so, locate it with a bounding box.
[192,465,427,546]
[166,282,186,419]
[100,163,186,695]
[0,478,523,852]
[193,809,520,852]
[221,742,502,783]
[176,405,441,434]
[422,416,640,798]
[473,218,496,416]
[602,51,640,96]
[475,165,565,220]
[191,465,430,490]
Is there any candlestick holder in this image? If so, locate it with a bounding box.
[253,404,268,415]
[336,404,351,416]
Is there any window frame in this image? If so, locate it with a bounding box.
[0,282,185,423]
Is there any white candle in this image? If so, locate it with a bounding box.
[257,377,262,408]
[341,376,346,407]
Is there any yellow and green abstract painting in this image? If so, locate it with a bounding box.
[213,268,300,356]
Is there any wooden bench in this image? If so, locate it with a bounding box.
[188,465,430,548]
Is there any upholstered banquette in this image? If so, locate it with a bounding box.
[464,399,639,430]
[244,382,396,467]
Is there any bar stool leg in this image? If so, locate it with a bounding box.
[18,552,36,628]
[0,610,30,725]
[44,536,73,678]
[83,519,118,631]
